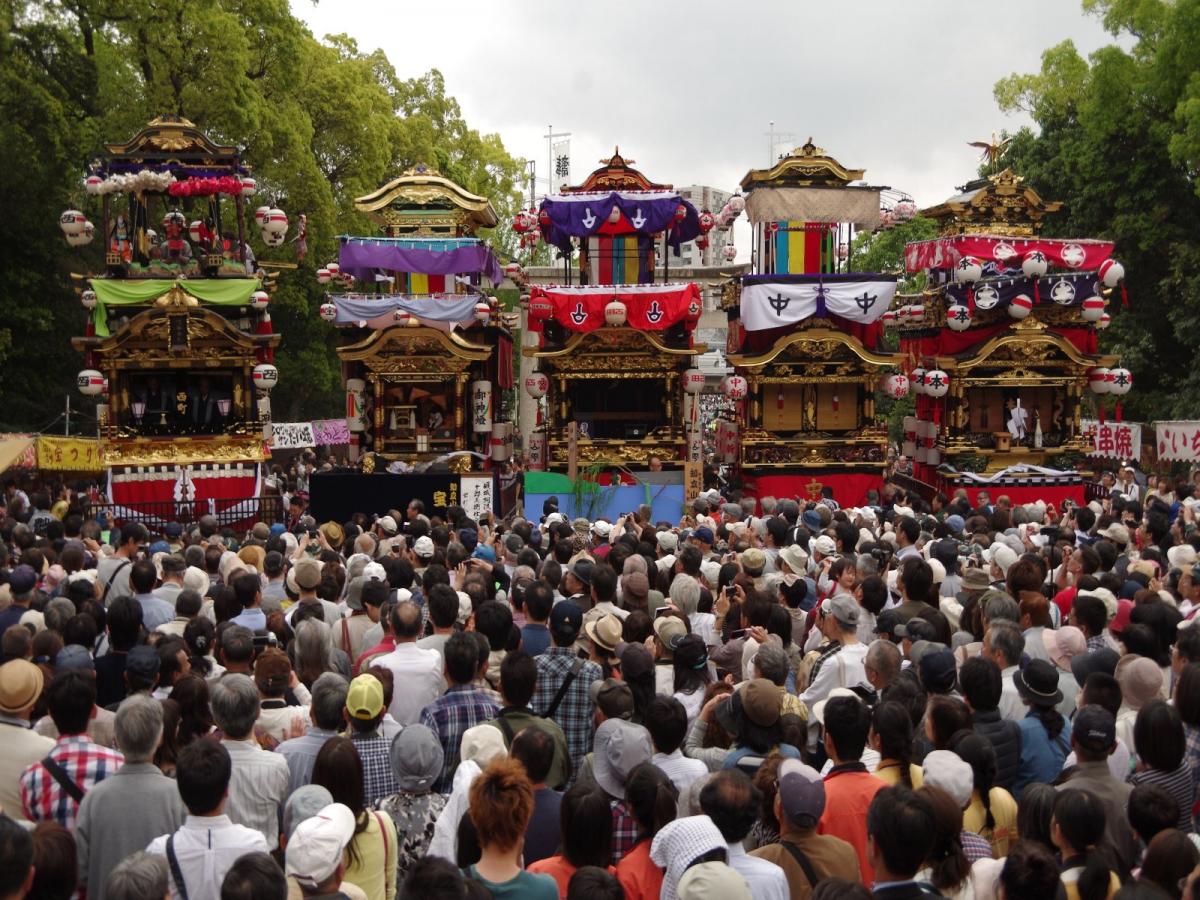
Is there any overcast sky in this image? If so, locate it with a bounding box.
[293,0,1115,210]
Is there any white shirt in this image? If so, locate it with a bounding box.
[998,665,1025,722]
[652,749,708,815]
[691,612,718,648]
[800,642,869,712]
[427,759,480,862]
[726,842,789,900]
[147,815,270,900]
[373,642,444,724]
[220,739,290,846]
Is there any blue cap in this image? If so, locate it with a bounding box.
[148,540,170,555]
[458,528,478,551]
[802,509,823,532]
[164,522,183,538]
[946,515,965,535]
[269,523,286,536]
[693,526,715,545]
[472,544,496,563]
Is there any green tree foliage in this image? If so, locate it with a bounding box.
[0,0,524,427]
[994,1,1200,418]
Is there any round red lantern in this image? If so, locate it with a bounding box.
[698,211,715,232]
[1008,294,1033,319]
[1088,367,1112,394]
[1081,296,1105,322]
[674,204,686,222]
[1099,259,1125,288]
[319,303,337,322]
[528,297,553,321]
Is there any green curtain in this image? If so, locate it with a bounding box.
[89,278,260,336]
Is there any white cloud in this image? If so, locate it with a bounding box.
[292,0,1116,207]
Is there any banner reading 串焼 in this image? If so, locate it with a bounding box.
[1156,421,1200,462]
[1080,421,1142,460]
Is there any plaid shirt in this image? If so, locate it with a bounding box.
[610,798,639,864]
[532,648,601,778]
[20,734,124,830]
[961,829,994,863]
[350,730,400,807]
[1086,633,1108,652]
[420,685,500,793]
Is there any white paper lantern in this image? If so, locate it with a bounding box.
[1008,294,1033,319]
[1081,296,1105,322]
[66,223,94,247]
[728,194,745,214]
[1099,259,1125,287]
[240,176,257,196]
[326,262,341,278]
[722,375,748,400]
[316,268,331,284]
[903,304,926,321]
[261,228,284,247]
[1108,368,1133,396]
[84,175,103,195]
[472,380,493,432]
[881,310,898,328]
[894,199,917,221]
[954,256,983,284]
[249,290,269,310]
[910,367,927,395]
[76,369,105,396]
[946,304,972,332]
[528,431,547,470]
[722,244,737,262]
[393,309,413,325]
[924,369,950,398]
[81,290,97,310]
[319,303,337,322]
[472,301,491,323]
[882,373,910,399]
[1021,250,1048,279]
[682,368,706,394]
[59,210,87,236]
[263,208,288,237]
[1088,367,1112,394]
[254,206,270,225]
[253,363,279,392]
[604,300,628,326]
[1096,312,1111,330]
[504,262,524,280]
[187,220,204,244]
[524,373,549,399]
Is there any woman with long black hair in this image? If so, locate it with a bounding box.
[1013,658,1071,798]
[870,701,922,788]
[1052,789,1120,900]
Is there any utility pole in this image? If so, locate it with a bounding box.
[764,120,795,165]
[545,125,571,193]
[526,160,536,209]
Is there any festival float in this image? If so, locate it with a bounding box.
[721,140,902,504]
[68,116,281,524]
[896,162,1127,506]
[521,149,709,478]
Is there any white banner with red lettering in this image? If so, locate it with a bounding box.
[1081,420,1142,460]
[1156,421,1200,462]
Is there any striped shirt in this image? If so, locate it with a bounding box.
[20,734,124,830]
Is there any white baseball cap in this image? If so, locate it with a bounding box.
[922,750,973,809]
[284,803,356,888]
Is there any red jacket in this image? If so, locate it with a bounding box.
[818,764,888,884]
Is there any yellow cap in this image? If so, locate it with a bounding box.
[346,673,384,720]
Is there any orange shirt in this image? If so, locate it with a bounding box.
[817,765,888,884]
[527,855,618,899]
[616,841,663,900]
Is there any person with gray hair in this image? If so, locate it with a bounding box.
[211,674,290,845]
[276,672,349,793]
[670,572,718,650]
[282,784,334,841]
[760,496,778,516]
[43,597,76,634]
[753,644,807,721]
[76,696,186,900]
[721,502,745,524]
[983,620,1026,722]
[104,852,170,900]
[982,591,1020,626]
[864,639,902,693]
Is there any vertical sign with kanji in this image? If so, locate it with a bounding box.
[460,475,494,522]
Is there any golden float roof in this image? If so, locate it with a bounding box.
[337,324,492,364]
[740,139,867,191]
[933,318,1116,371]
[562,149,671,194]
[728,325,897,369]
[355,164,499,231]
[922,169,1063,238]
[103,115,241,161]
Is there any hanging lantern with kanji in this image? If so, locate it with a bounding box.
[604,300,627,327]
[1021,250,1049,279]
[722,244,737,262]
[249,290,270,311]
[910,367,927,395]
[946,304,972,331]
[1108,368,1133,396]
[77,369,105,396]
[474,302,491,323]
[722,375,748,400]
[81,290,97,310]
[319,303,337,322]
[252,363,279,392]
[673,204,687,222]
[59,210,87,236]
[924,369,950,398]
[698,211,715,232]
[955,257,983,284]
[524,373,549,399]
[881,373,910,399]
[682,368,706,394]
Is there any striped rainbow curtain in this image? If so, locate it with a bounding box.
[584,236,647,285]
[398,273,448,294]
[764,222,835,275]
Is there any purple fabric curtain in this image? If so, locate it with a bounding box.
[339,241,502,284]
[538,192,702,255]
